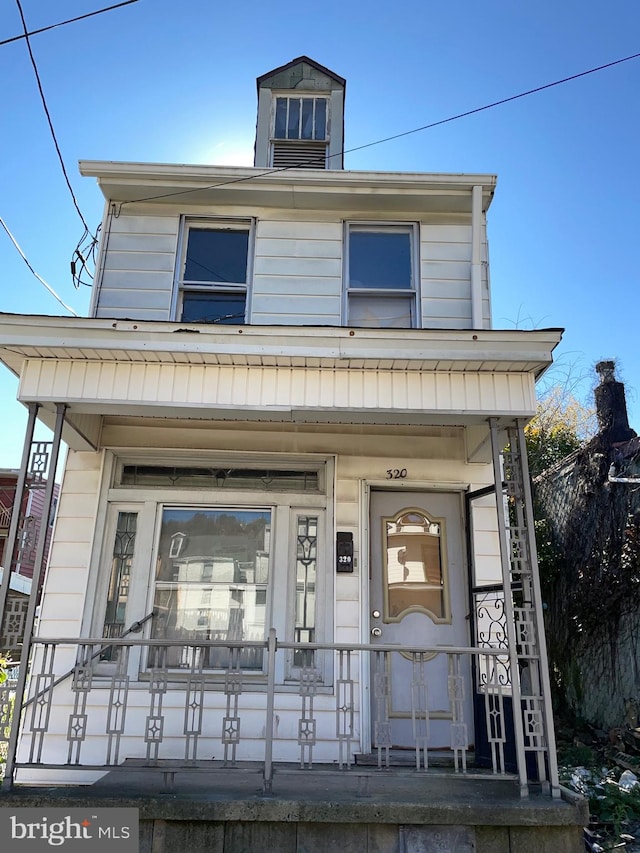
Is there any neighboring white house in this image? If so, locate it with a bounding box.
[0,57,562,797]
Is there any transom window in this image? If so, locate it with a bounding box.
[178,221,250,324]
[346,224,418,328]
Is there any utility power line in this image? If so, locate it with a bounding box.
[0,1,140,47]
[0,216,78,316]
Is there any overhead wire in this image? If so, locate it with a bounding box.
[14,0,94,238]
[119,48,640,209]
[0,0,141,47]
[0,216,78,316]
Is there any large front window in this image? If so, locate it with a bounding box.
[96,458,330,677]
[152,508,271,670]
[178,221,250,324]
[347,224,418,328]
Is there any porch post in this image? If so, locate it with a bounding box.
[0,402,39,627]
[489,418,529,797]
[2,403,66,791]
[514,419,560,797]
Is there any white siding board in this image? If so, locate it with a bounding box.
[96,289,172,311]
[100,270,174,290]
[254,256,342,277]
[252,295,341,316]
[108,233,178,253]
[256,220,342,240]
[422,242,472,262]
[421,261,470,281]
[109,214,179,235]
[252,276,342,296]
[105,251,175,273]
[257,238,341,259]
[421,224,472,243]
[420,297,473,320]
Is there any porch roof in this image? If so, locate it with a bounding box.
[0,315,562,451]
[0,313,561,375]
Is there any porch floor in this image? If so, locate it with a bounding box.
[1,762,588,852]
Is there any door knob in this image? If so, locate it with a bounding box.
[371,626,382,638]
[371,610,381,619]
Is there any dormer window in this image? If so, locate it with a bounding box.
[274,97,327,142]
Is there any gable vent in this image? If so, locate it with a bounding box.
[272,140,327,169]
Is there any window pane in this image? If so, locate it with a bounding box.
[301,99,314,139]
[314,99,326,141]
[349,230,412,289]
[348,294,413,328]
[274,98,287,138]
[384,511,445,622]
[102,511,137,661]
[152,508,271,670]
[287,98,300,139]
[184,228,248,284]
[181,291,245,324]
[294,516,318,667]
[121,465,319,491]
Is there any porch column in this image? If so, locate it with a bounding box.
[0,402,39,638]
[489,418,560,798]
[2,403,67,791]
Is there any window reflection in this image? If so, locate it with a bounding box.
[384,510,448,623]
[151,508,270,669]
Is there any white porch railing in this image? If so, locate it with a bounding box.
[1,631,545,795]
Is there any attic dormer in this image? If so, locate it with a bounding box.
[254,56,346,170]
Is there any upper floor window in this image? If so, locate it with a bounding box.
[178,220,251,324]
[346,224,418,328]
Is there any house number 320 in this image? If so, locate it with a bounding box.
[386,468,407,479]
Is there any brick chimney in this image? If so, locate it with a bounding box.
[594,361,636,443]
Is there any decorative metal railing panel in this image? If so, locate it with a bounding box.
[0,634,531,797]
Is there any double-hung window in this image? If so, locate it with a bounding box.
[346,224,419,328]
[178,220,251,324]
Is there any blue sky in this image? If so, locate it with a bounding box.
[1,0,639,467]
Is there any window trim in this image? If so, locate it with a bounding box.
[173,217,255,325]
[343,221,421,329]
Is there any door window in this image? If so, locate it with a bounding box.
[382,508,451,624]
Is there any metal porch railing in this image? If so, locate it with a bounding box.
[0,631,535,795]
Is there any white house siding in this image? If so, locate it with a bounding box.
[93,212,179,321]
[420,223,490,330]
[251,217,343,325]
[91,206,485,329]
[18,360,537,419]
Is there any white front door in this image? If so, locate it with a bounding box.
[369,489,472,749]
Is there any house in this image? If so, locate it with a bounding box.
[0,58,586,851]
[0,468,58,658]
[534,361,640,731]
